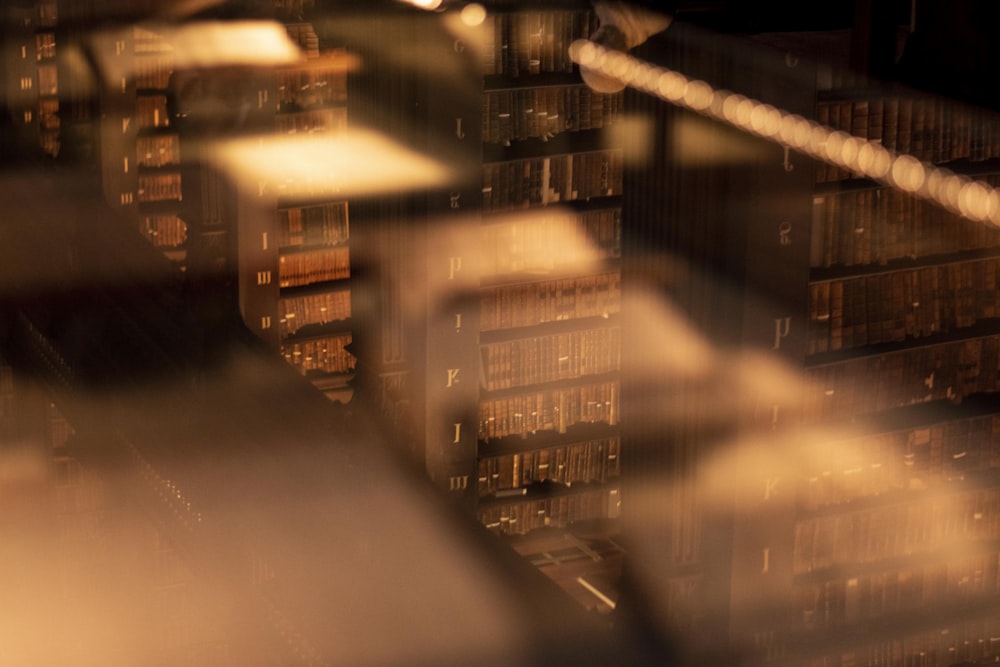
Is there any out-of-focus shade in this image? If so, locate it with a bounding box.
[93,21,304,88]
[460,3,488,26]
[209,129,453,199]
[398,0,443,9]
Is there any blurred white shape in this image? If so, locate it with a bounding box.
[608,114,655,167]
[210,129,453,199]
[460,3,488,26]
[623,289,716,382]
[672,115,764,166]
[399,0,444,9]
[93,21,303,88]
[164,21,302,69]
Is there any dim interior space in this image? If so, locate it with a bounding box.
[1,1,999,665]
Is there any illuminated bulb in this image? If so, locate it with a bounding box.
[734,98,755,129]
[840,136,862,170]
[722,94,746,123]
[866,144,892,179]
[791,117,812,149]
[633,63,658,91]
[855,142,875,173]
[942,174,968,211]
[683,80,713,111]
[778,113,801,145]
[657,71,687,102]
[959,181,994,221]
[891,155,926,193]
[807,124,829,157]
[708,89,731,119]
[824,131,847,165]
[460,3,487,26]
[925,167,948,201]
[750,104,781,137]
[609,51,635,81]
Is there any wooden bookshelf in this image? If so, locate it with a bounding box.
[478,378,618,440]
[477,436,620,497]
[800,413,1000,513]
[277,246,350,288]
[804,335,1000,423]
[482,85,621,145]
[815,97,1000,183]
[280,331,355,376]
[278,201,349,249]
[810,180,1000,269]
[278,288,351,338]
[478,485,613,535]
[481,9,595,80]
[807,258,1000,355]
[482,149,623,212]
[480,326,620,391]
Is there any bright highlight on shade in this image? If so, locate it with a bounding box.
[399,0,443,9]
[460,3,487,26]
[568,40,1000,228]
[211,129,453,199]
[93,21,304,87]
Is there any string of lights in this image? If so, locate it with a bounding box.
[569,39,1000,227]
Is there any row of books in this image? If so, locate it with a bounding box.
[801,414,1000,511]
[278,201,349,249]
[476,437,621,497]
[807,259,1000,355]
[815,64,870,94]
[133,54,173,90]
[480,272,621,331]
[480,209,621,277]
[479,487,612,536]
[276,67,347,109]
[280,332,355,376]
[140,214,187,248]
[284,21,320,58]
[478,380,618,440]
[37,98,58,131]
[36,63,56,97]
[278,288,351,338]
[795,550,1000,630]
[794,486,1000,576]
[275,107,347,136]
[277,246,349,288]
[816,98,1000,183]
[804,336,1000,423]
[482,150,623,212]
[482,85,621,144]
[480,326,620,391]
[137,172,182,204]
[137,134,180,168]
[136,94,170,130]
[800,625,1000,667]
[481,10,594,78]
[811,181,1000,268]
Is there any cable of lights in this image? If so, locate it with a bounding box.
[569,39,1000,227]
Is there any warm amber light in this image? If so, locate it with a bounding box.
[569,40,1000,228]
[891,155,925,193]
[657,71,688,102]
[399,0,443,9]
[683,80,714,111]
[211,129,453,199]
[460,3,487,26]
